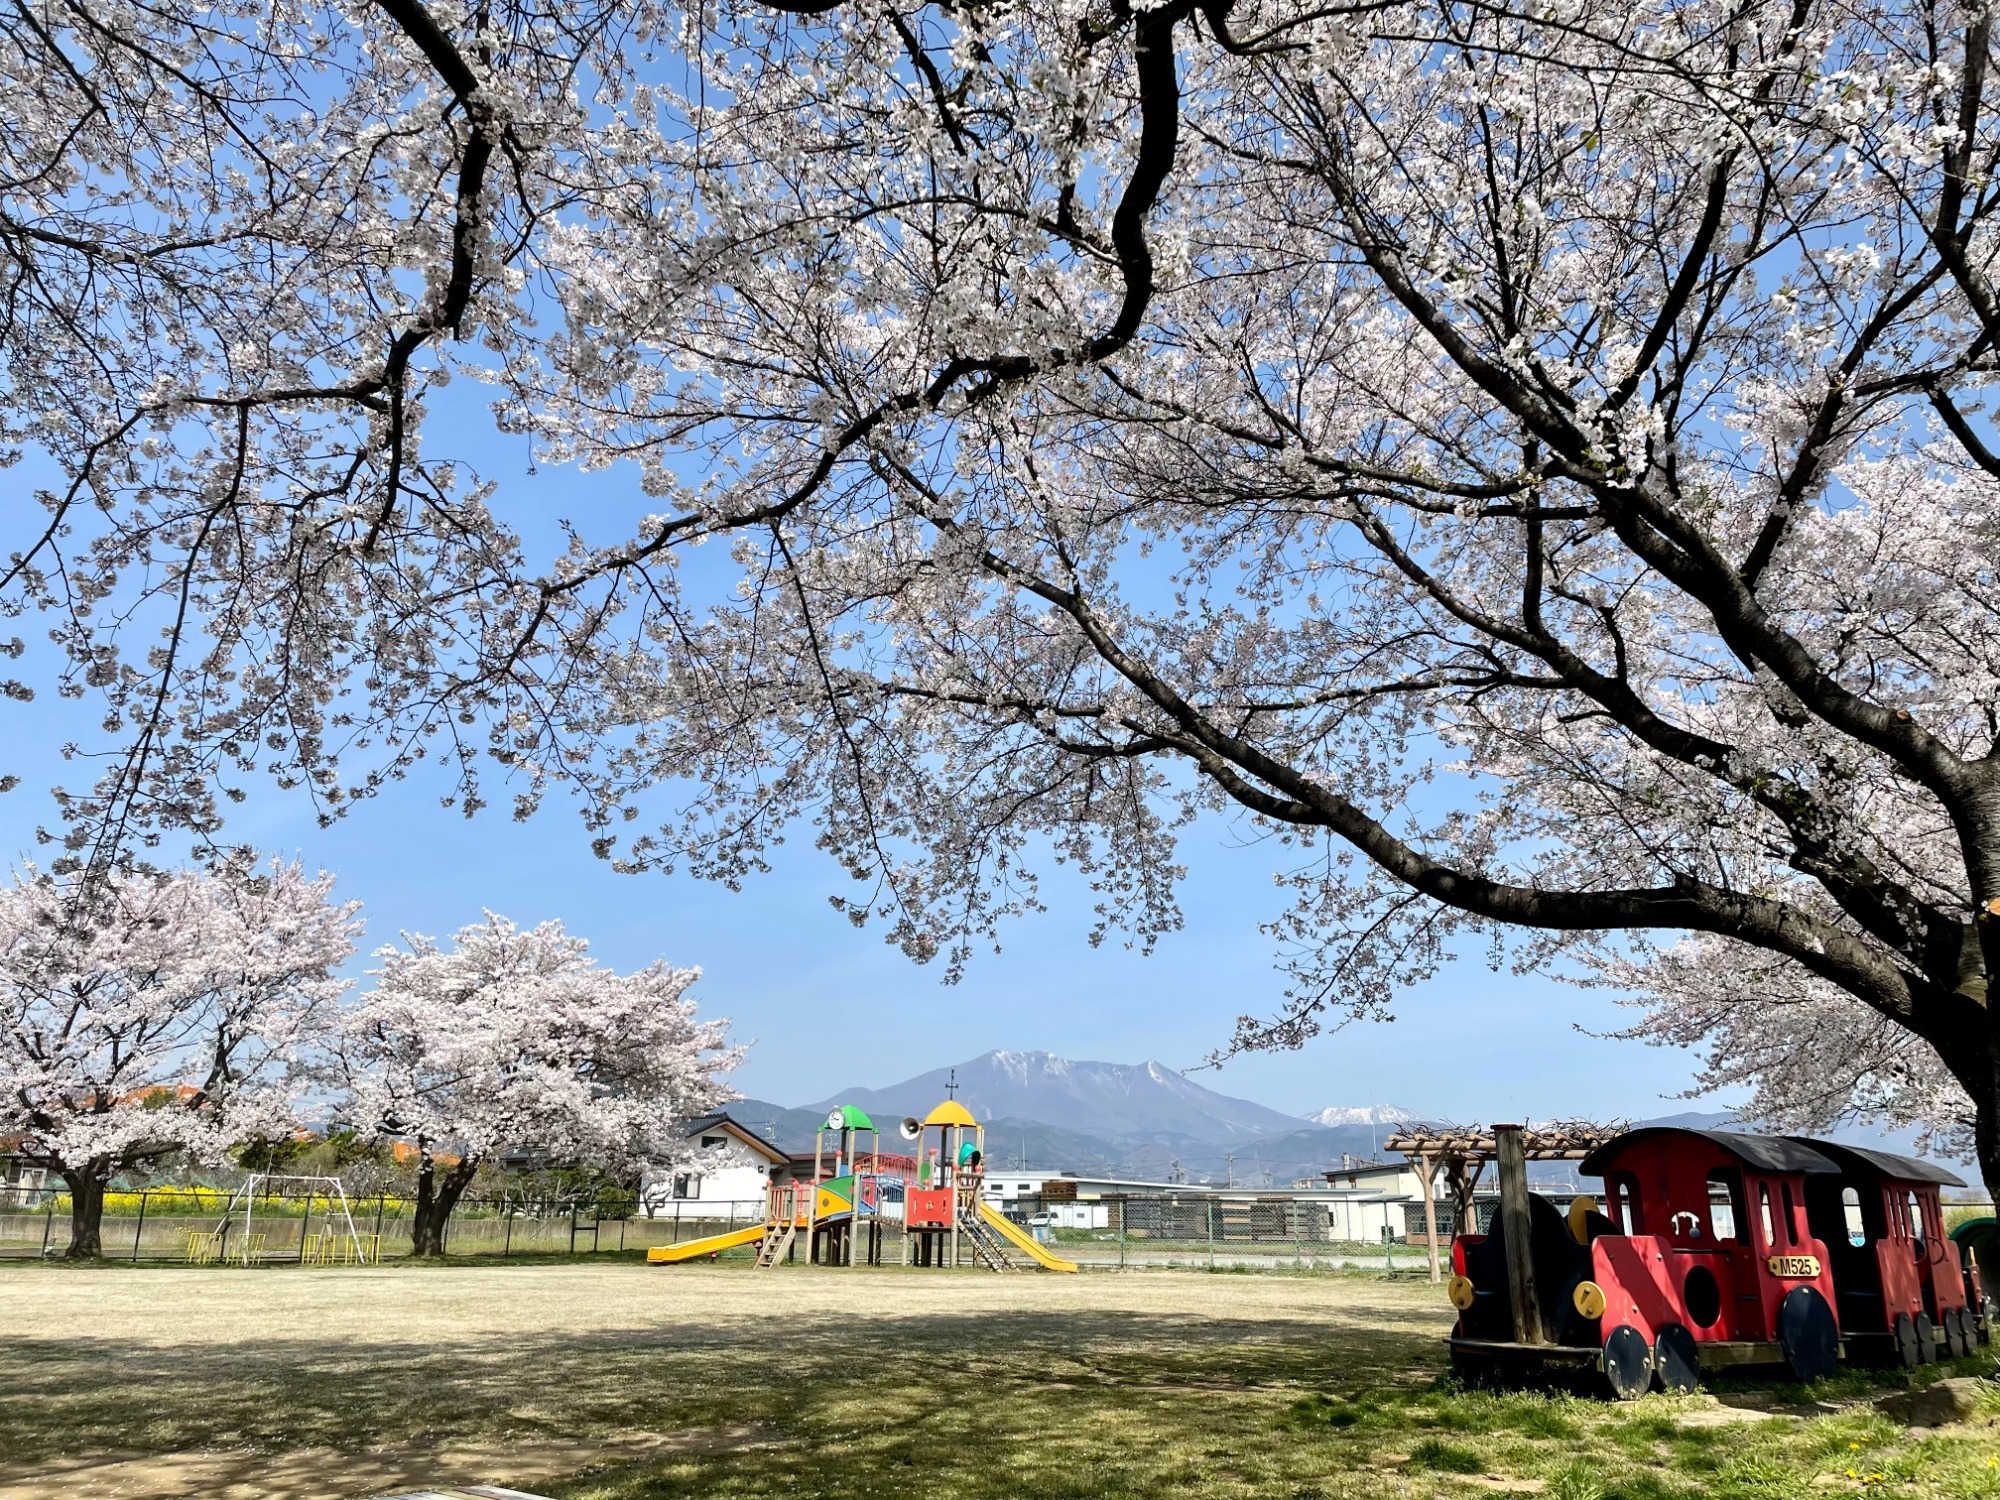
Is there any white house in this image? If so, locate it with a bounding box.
[640,1114,788,1217]
[0,1137,48,1208]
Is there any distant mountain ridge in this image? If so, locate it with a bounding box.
[1300,1104,1413,1127]
[805,1049,1308,1144]
[723,1050,1967,1188]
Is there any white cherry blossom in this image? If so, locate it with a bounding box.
[7,0,2000,1184]
[0,857,361,1256]
[341,912,737,1253]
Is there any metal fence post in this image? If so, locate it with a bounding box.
[40,1193,54,1257]
[1118,1197,1125,1270]
[568,1204,578,1255]
[504,1207,514,1257]
[133,1190,149,1262]
[1206,1199,1215,1270]
[1294,1202,1302,1271]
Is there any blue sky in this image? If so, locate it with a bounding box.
[0,387,1740,1126]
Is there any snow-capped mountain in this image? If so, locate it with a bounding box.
[1300,1104,1414,1127]
[731,1053,1966,1186]
[806,1048,1309,1144]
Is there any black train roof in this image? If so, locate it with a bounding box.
[1580,1127,1839,1177]
[1785,1136,1967,1188]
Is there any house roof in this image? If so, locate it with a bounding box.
[685,1113,787,1164]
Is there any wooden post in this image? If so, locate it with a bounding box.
[1494,1124,1544,1344]
[1419,1154,1441,1284]
[948,1126,960,1269]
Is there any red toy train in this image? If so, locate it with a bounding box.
[1448,1127,1987,1398]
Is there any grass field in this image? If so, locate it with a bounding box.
[4,1260,2000,1499]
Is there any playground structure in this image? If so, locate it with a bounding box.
[650,1100,1077,1272]
[650,1104,905,1268]
[1444,1123,1988,1398]
[186,1173,382,1266]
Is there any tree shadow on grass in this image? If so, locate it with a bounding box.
[0,1300,1450,1490]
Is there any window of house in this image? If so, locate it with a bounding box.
[1842,1187,1867,1246]
[699,1134,726,1148]
[672,1173,696,1199]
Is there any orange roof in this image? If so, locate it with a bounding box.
[388,1140,462,1167]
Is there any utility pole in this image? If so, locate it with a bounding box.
[1224,1153,1235,1188]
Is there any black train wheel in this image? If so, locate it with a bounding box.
[1915,1313,1937,1363]
[1893,1312,1921,1369]
[1778,1287,1840,1385]
[1946,1307,1970,1360]
[1654,1323,1700,1394]
[1602,1324,1653,1401]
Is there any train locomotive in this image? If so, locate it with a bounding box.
[1447,1126,1987,1398]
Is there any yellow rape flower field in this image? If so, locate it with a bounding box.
[5,1260,2000,1500]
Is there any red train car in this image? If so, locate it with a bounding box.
[1791,1138,1977,1365]
[1451,1129,1841,1396]
[1447,1125,1987,1397]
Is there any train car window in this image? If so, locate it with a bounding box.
[1781,1182,1799,1246]
[1606,1172,1642,1235]
[1706,1169,1748,1244]
[1759,1183,1776,1246]
[1841,1187,1867,1246]
[1907,1191,1925,1250]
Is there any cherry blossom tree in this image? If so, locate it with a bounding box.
[341,914,737,1255]
[1610,936,1977,1158]
[8,0,2000,1182]
[0,857,361,1256]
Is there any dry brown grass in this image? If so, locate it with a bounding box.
[6,1260,1998,1500]
[0,1261,1450,1498]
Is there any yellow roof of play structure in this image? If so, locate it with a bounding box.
[923,1100,978,1127]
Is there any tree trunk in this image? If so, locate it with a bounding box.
[61,1169,108,1260]
[410,1155,478,1257]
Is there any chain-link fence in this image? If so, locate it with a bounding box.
[17,1181,1984,1271]
[0,1184,769,1262]
[1019,1193,1439,1272]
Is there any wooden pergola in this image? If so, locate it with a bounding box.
[1383,1122,1627,1282]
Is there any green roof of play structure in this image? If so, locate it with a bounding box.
[825,1104,875,1131]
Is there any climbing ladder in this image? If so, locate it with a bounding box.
[754,1221,796,1270]
[956,1210,1017,1272]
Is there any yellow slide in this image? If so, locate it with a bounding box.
[978,1202,1080,1273]
[646,1224,765,1263]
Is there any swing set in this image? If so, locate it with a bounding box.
[184,1173,381,1266]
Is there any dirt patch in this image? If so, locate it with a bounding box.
[0,1424,782,1500]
